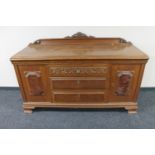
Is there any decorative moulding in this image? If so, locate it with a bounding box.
[64,32,95,39]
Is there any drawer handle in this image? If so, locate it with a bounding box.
[76,69,80,73]
[77,80,80,85]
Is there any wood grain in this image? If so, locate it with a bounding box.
[10,33,149,113]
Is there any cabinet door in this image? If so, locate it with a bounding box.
[110,65,141,102]
[19,65,50,102]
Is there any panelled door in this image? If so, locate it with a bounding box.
[18,65,50,102]
[110,64,141,102]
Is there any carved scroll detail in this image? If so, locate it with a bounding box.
[115,71,133,96]
[25,71,41,78]
[50,67,107,75]
[119,38,132,45]
[24,71,44,96]
[65,32,95,39]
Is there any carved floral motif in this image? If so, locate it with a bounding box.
[50,67,107,75]
[115,71,133,96]
[65,32,95,39]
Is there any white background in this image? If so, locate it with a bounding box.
[1,130,155,155]
[0,26,155,87]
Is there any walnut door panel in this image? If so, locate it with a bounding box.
[51,77,107,90]
[18,65,50,102]
[110,64,141,101]
[53,91,106,103]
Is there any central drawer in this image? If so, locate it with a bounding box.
[50,77,107,89]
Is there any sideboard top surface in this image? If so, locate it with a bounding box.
[11,33,149,61]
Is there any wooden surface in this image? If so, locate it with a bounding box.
[11,32,149,113]
[11,36,148,61]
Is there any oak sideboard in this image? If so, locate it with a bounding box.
[10,32,149,113]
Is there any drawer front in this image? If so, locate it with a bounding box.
[53,92,106,103]
[54,94,79,102]
[51,77,107,89]
[80,94,105,102]
[49,66,108,77]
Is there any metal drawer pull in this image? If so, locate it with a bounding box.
[76,69,80,73]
